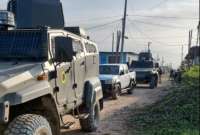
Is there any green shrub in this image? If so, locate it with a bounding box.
[129,66,200,135]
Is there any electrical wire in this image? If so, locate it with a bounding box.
[94,21,121,44]
[85,19,122,31]
[68,15,122,23]
[149,0,169,10]
[127,14,198,20]
[128,18,188,29]
[127,19,187,47]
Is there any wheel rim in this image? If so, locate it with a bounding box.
[35,127,51,135]
[116,85,121,96]
[131,81,134,88]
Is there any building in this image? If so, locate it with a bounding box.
[185,46,200,65]
[100,52,138,65]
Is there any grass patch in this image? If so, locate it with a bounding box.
[129,66,200,135]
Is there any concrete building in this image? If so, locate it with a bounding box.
[100,52,138,65]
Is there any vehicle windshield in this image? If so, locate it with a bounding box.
[131,61,153,68]
[0,30,48,62]
[100,65,119,75]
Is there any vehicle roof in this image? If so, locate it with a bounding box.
[3,28,97,46]
[48,29,97,45]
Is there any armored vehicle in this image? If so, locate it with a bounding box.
[131,52,159,89]
[0,12,103,135]
[99,64,136,99]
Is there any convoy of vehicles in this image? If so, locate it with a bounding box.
[99,64,136,99]
[130,52,160,89]
[0,0,163,135]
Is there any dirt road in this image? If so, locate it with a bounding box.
[62,78,170,135]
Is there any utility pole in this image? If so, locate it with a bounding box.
[120,0,128,63]
[148,42,152,52]
[187,30,193,68]
[116,31,121,63]
[188,30,193,54]
[181,44,184,62]
[112,32,115,54]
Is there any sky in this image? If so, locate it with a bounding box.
[0,0,199,68]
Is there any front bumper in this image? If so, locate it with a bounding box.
[102,84,113,94]
[136,72,151,83]
[0,101,10,124]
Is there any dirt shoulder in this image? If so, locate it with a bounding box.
[62,77,171,135]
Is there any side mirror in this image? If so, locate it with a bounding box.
[129,68,133,72]
[54,37,74,62]
[120,71,124,75]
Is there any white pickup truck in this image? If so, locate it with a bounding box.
[99,64,136,99]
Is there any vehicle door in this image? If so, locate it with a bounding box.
[49,34,75,109]
[119,66,127,89]
[123,65,131,87]
[85,42,99,78]
[72,40,86,101]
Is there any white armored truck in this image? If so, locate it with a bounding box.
[0,11,103,135]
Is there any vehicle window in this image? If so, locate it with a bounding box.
[51,37,56,57]
[73,41,83,54]
[85,43,97,53]
[131,61,153,68]
[100,65,119,75]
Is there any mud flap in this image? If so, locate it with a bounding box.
[0,101,10,124]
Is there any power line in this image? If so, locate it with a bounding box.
[127,14,198,20]
[85,19,122,31]
[68,15,122,24]
[127,19,187,47]
[149,0,169,10]
[129,18,188,29]
[90,20,121,44]
[87,19,121,33]
[96,32,113,44]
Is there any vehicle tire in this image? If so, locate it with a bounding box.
[4,114,52,135]
[80,102,100,132]
[112,84,121,100]
[127,80,135,94]
[0,125,5,134]
[149,77,156,89]
[155,77,158,88]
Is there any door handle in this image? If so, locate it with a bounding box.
[73,83,77,89]
[65,66,71,73]
[80,61,85,66]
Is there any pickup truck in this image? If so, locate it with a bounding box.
[99,64,136,99]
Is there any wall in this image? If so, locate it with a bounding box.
[100,52,138,64]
